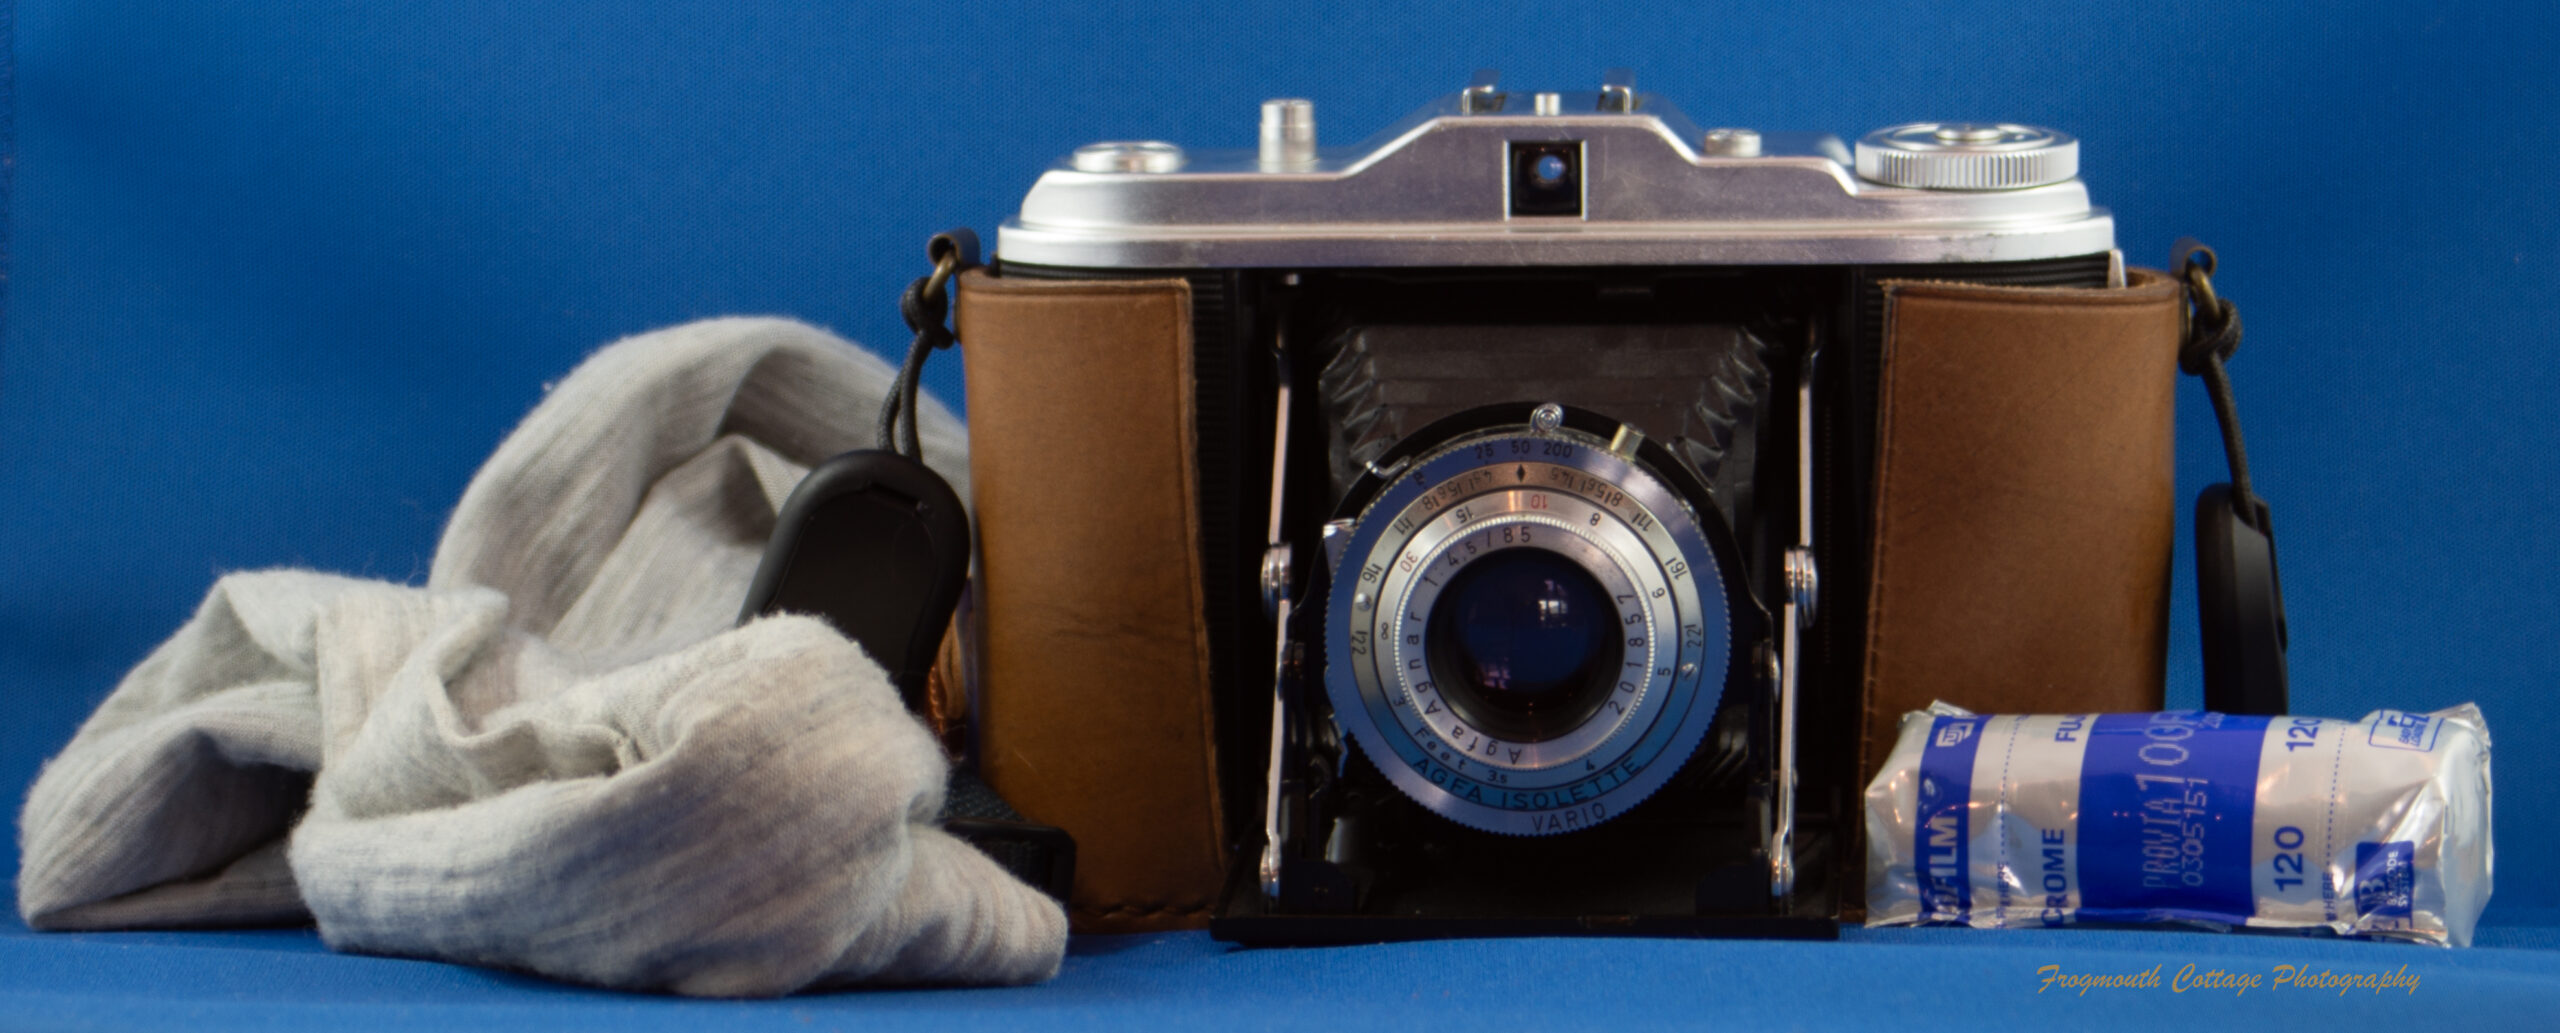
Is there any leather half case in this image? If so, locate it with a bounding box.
[1859,269,2183,785]
[953,269,1227,932]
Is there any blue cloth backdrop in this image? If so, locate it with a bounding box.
[2,0,2554,1027]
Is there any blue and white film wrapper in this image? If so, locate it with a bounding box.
[1864,704,2493,946]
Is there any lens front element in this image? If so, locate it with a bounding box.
[1427,545,1622,742]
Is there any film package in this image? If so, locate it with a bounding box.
[1865,704,2493,946]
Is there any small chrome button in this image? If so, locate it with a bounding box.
[1071,140,1187,173]
[1701,128,1761,157]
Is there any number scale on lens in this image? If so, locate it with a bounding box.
[1381,500,1657,771]
[1326,425,1734,836]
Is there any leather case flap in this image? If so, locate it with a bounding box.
[1861,269,2184,784]
[955,269,1227,932]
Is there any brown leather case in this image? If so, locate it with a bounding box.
[1859,269,2184,781]
[922,616,970,759]
[957,266,2184,926]
[953,269,1228,932]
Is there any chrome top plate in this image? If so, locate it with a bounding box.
[998,83,2113,269]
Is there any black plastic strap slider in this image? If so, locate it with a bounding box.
[2175,240,2290,717]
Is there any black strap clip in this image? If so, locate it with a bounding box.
[745,229,1076,902]
[2176,240,2291,716]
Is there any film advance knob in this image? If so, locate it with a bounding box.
[1853,122,2078,190]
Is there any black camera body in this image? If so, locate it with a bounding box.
[1214,259,2103,941]
[969,72,2132,939]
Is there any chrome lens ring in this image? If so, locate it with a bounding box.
[1324,420,1735,836]
[1384,502,1659,771]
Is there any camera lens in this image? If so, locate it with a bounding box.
[1425,546,1622,741]
[1532,154,1568,184]
[1322,411,1742,835]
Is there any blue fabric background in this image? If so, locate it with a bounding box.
[5,917,2558,1031]
[2,0,2554,1025]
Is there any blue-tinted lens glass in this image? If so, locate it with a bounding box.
[1427,546,1618,739]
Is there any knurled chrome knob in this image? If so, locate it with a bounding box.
[1853,123,2078,190]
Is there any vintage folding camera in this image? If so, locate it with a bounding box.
[948,70,2195,941]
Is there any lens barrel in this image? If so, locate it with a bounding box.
[1322,406,1738,836]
